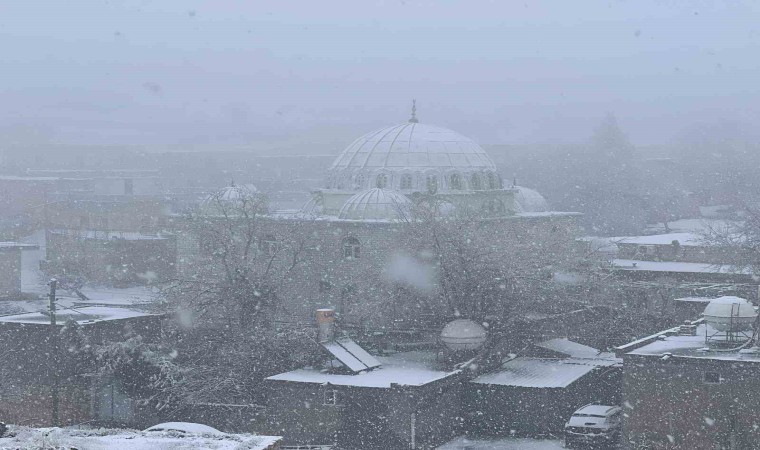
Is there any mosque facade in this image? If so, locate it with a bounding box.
[179,109,580,327]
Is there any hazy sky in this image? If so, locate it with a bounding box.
[2,0,759,149]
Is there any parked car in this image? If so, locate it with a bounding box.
[143,422,221,434]
[564,404,622,449]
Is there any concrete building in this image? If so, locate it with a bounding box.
[0,306,165,427]
[617,297,760,449]
[0,242,38,297]
[467,338,621,436]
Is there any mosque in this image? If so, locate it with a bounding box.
[186,105,580,327]
[301,103,549,221]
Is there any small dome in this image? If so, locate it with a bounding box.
[338,188,412,221]
[514,186,549,213]
[300,196,324,215]
[703,296,757,332]
[200,184,262,214]
[440,319,487,352]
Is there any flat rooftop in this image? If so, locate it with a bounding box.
[471,353,619,388]
[266,351,458,388]
[621,323,760,363]
[612,259,750,275]
[0,306,159,326]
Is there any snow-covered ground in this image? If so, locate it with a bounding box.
[0,426,281,450]
[437,436,565,449]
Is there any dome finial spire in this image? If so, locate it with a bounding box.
[408,99,419,123]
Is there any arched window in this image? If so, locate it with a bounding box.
[260,234,279,256]
[400,174,413,190]
[354,174,365,190]
[449,173,462,190]
[342,236,361,259]
[470,173,482,190]
[486,172,498,190]
[376,174,388,189]
[426,175,438,194]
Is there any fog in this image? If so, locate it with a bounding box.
[4,3,760,449]
[2,0,760,148]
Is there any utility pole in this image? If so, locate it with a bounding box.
[48,278,59,426]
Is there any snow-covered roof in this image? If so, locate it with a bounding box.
[0,306,160,326]
[471,354,619,388]
[612,259,751,275]
[0,242,38,250]
[624,323,760,362]
[612,232,704,247]
[645,218,739,234]
[513,186,549,213]
[50,229,170,241]
[674,297,714,303]
[266,351,458,388]
[536,338,600,358]
[337,188,412,221]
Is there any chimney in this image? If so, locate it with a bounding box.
[678,320,697,336]
[316,308,336,343]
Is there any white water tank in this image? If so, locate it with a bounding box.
[703,296,757,332]
[440,319,487,352]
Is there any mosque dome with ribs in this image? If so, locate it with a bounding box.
[326,116,503,194]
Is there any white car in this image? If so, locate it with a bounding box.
[564,404,622,449]
[143,422,221,434]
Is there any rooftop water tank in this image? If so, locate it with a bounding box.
[703,296,757,332]
[440,319,487,352]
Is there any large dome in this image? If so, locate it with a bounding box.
[338,188,412,221]
[326,121,502,193]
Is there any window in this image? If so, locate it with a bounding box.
[353,174,365,190]
[470,173,482,190]
[426,174,438,194]
[400,174,413,190]
[260,234,279,256]
[323,389,341,406]
[704,371,721,384]
[376,173,388,189]
[486,172,498,189]
[449,173,462,190]
[342,236,361,259]
[124,178,134,195]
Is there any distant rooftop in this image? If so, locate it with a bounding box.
[0,242,38,250]
[612,259,751,275]
[0,306,160,326]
